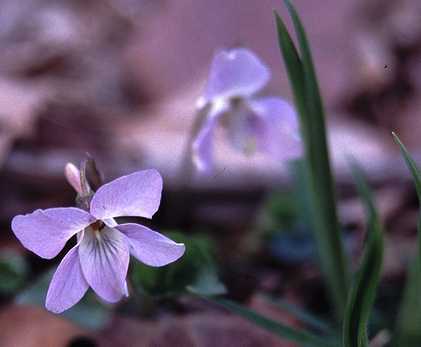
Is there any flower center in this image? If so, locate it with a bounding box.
[90,220,105,232]
[222,97,259,155]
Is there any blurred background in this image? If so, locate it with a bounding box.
[1,0,421,346]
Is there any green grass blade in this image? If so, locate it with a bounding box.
[262,295,334,335]
[275,4,349,318]
[273,13,306,121]
[392,133,421,256]
[392,133,421,198]
[201,296,338,347]
[284,0,350,310]
[342,163,384,347]
[395,260,421,347]
[392,133,421,346]
[283,0,324,127]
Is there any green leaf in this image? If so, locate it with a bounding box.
[0,250,27,294]
[393,133,421,197]
[16,269,111,330]
[342,163,384,347]
[274,1,349,318]
[395,260,421,347]
[392,133,421,346]
[131,232,225,297]
[273,13,307,134]
[283,0,325,134]
[187,268,226,296]
[199,296,338,347]
[262,295,334,335]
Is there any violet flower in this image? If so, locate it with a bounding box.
[11,165,185,313]
[192,48,302,172]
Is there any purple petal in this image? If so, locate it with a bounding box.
[90,170,162,220]
[192,102,227,173]
[45,242,89,313]
[11,208,95,259]
[249,97,302,159]
[117,223,185,267]
[226,102,266,155]
[79,226,130,302]
[64,162,83,194]
[203,48,270,101]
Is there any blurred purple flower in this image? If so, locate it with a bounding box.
[193,48,302,172]
[11,168,185,313]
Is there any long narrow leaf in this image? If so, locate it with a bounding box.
[392,133,421,346]
[395,260,421,347]
[275,2,349,317]
[273,13,306,123]
[343,163,384,347]
[285,0,350,312]
[200,295,338,347]
[393,133,421,196]
[283,0,324,128]
[262,294,334,335]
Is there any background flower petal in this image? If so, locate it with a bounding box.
[45,243,89,314]
[225,101,266,155]
[117,223,185,267]
[90,169,162,220]
[79,226,130,303]
[249,97,303,159]
[11,208,95,259]
[203,48,270,101]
